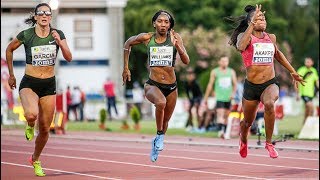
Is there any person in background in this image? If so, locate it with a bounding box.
[132,81,145,116]
[79,87,86,121]
[66,85,72,120]
[5,3,72,176]
[203,56,237,139]
[184,67,203,132]
[71,86,81,121]
[103,78,118,120]
[296,57,319,124]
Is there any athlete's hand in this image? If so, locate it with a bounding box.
[170,29,178,46]
[291,72,305,89]
[251,4,265,24]
[51,30,61,45]
[8,75,16,90]
[122,68,131,85]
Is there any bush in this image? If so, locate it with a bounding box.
[130,105,141,124]
[99,108,107,124]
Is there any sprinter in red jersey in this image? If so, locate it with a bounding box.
[227,4,304,158]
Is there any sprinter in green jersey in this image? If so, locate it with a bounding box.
[122,10,190,162]
[204,56,237,139]
[296,57,319,124]
[6,3,72,177]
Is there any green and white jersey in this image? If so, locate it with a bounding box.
[16,27,65,66]
[147,33,177,67]
[213,67,233,102]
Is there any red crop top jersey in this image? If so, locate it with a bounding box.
[240,32,275,68]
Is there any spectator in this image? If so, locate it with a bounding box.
[66,85,72,120]
[132,81,144,117]
[71,86,81,121]
[79,87,86,121]
[184,67,203,132]
[103,78,118,120]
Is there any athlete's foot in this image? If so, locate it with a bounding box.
[265,142,279,158]
[239,133,248,158]
[29,156,46,176]
[25,125,34,141]
[150,137,160,162]
[155,134,164,151]
[218,130,225,139]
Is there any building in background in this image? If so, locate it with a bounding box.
[1,0,128,100]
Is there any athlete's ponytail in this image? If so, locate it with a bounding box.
[225,5,256,48]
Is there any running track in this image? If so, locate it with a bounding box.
[1,129,319,179]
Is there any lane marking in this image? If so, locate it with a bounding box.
[4,146,318,171]
[2,142,319,161]
[1,150,268,179]
[1,161,122,180]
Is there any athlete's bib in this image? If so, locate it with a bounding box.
[252,43,275,65]
[31,45,56,66]
[149,46,173,67]
[218,77,232,89]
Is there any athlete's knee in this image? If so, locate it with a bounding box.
[38,124,50,135]
[24,112,38,122]
[264,100,275,112]
[306,102,314,109]
[155,100,166,110]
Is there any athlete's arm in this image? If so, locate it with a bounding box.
[122,33,152,85]
[6,38,22,89]
[270,34,305,87]
[204,70,216,102]
[237,5,264,51]
[52,30,72,62]
[170,30,190,65]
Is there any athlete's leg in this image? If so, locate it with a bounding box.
[162,89,178,133]
[194,102,201,128]
[20,89,39,127]
[144,84,166,132]
[107,97,112,118]
[216,108,226,136]
[223,107,231,133]
[186,102,193,128]
[240,98,259,143]
[261,84,279,143]
[304,101,314,124]
[32,95,56,161]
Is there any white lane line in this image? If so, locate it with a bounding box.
[4,145,317,171]
[2,141,318,161]
[1,161,122,180]
[1,150,268,180]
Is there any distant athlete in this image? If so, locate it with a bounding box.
[296,57,319,124]
[203,56,237,138]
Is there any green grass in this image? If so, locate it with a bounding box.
[67,120,219,138]
[1,113,309,140]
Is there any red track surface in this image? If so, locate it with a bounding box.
[1,129,319,179]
